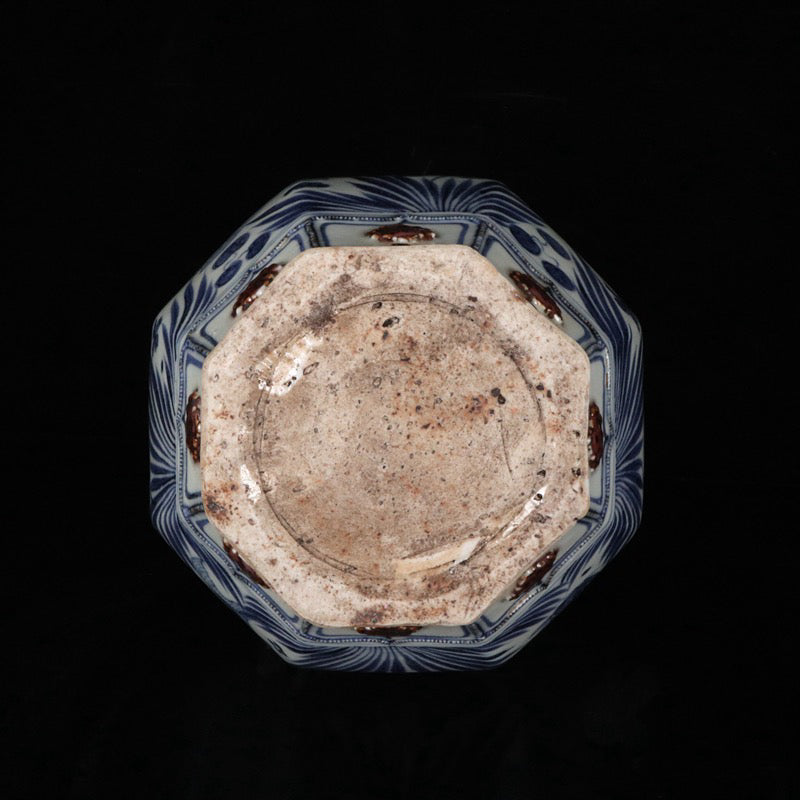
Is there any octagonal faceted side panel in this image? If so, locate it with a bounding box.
[149,176,642,671]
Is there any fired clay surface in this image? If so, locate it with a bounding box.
[201,245,590,627]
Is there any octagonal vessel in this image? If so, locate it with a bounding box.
[149,176,643,671]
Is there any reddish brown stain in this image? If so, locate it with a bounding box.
[185,390,201,463]
[204,493,229,521]
[466,394,489,415]
[509,549,558,599]
[509,270,562,322]
[366,223,436,243]
[231,264,283,317]
[588,401,604,470]
[351,606,391,626]
[354,625,421,637]
[223,540,270,588]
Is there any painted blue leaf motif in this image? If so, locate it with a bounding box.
[537,228,571,260]
[509,224,541,255]
[246,231,270,260]
[284,180,330,195]
[169,298,179,330]
[213,233,250,269]
[541,260,576,291]
[183,281,194,313]
[216,259,242,287]
[441,177,456,207]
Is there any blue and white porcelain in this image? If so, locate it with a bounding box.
[149,176,643,672]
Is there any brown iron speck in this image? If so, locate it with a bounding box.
[509,270,562,322]
[366,223,436,244]
[223,540,270,588]
[354,625,422,637]
[231,264,283,317]
[508,550,558,599]
[588,401,604,470]
[185,390,201,463]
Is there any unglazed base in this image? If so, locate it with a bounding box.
[200,245,590,627]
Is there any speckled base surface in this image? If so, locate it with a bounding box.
[201,245,590,627]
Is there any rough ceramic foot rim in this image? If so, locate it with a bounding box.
[201,245,590,628]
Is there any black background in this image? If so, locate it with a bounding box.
[7,4,798,798]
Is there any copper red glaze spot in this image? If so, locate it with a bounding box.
[588,401,604,470]
[366,223,436,243]
[509,270,562,322]
[508,550,558,599]
[231,264,283,317]
[223,540,270,588]
[185,390,201,463]
[354,626,422,637]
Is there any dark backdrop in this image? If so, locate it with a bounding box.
[7,5,797,798]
